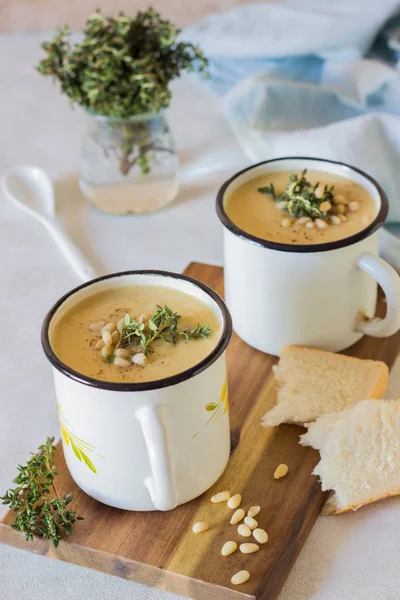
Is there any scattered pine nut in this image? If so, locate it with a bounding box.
[336,204,346,215]
[237,524,251,537]
[192,521,210,534]
[101,322,116,334]
[231,570,250,586]
[111,330,120,344]
[276,201,288,210]
[247,506,260,518]
[281,218,292,228]
[315,218,327,229]
[330,215,341,225]
[244,516,258,530]
[253,528,269,544]
[230,509,245,525]
[95,339,105,350]
[348,201,360,212]
[221,541,237,556]
[211,490,230,503]
[132,353,146,366]
[274,463,289,479]
[240,543,259,554]
[319,201,331,212]
[339,214,347,222]
[117,318,125,331]
[102,330,113,345]
[314,187,323,199]
[114,356,131,368]
[89,321,106,332]
[227,494,241,510]
[305,221,315,229]
[334,194,347,205]
[115,348,131,358]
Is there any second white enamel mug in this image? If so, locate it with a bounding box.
[42,271,232,511]
[217,157,400,356]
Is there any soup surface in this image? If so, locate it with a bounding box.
[51,285,221,383]
[225,169,377,245]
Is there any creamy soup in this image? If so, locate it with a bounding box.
[51,285,221,383]
[225,170,377,245]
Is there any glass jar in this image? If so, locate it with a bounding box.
[79,112,180,215]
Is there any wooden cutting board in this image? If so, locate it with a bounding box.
[2,262,400,600]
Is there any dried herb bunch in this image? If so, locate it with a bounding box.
[1,437,82,547]
[259,169,335,219]
[37,8,209,175]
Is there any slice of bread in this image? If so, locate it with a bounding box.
[261,346,388,427]
[300,399,400,514]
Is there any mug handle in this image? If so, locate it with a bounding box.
[136,404,178,511]
[356,253,400,337]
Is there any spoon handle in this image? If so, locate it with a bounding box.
[45,220,97,282]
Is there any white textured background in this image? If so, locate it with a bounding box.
[1,32,400,600]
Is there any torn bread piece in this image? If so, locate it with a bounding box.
[300,399,400,514]
[261,346,388,427]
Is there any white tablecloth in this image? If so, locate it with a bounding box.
[1,32,400,600]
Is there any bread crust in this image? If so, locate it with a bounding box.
[323,487,400,515]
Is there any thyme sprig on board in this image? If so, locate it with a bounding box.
[122,304,211,356]
[1,438,83,547]
[258,169,335,219]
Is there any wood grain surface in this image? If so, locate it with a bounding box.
[1,262,400,600]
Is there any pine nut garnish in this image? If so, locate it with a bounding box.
[315,218,327,229]
[314,186,323,199]
[274,463,289,479]
[117,318,125,331]
[115,348,131,358]
[240,543,259,554]
[348,201,360,212]
[221,541,237,556]
[305,221,315,229]
[319,201,331,212]
[237,524,251,537]
[336,204,346,214]
[102,330,113,345]
[339,214,348,222]
[89,321,106,332]
[95,339,105,350]
[244,516,258,530]
[192,521,210,534]
[211,490,230,503]
[111,330,120,344]
[231,570,250,586]
[101,344,114,358]
[281,218,292,228]
[227,494,241,509]
[296,216,311,225]
[334,194,347,205]
[330,215,341,225]
[132,352,146,366]
[101,322,116,334]
[253,528,269,544]
[230,509,245,525]
[276,200,288,210]
[247,506,260,518]
[114,356,130,367]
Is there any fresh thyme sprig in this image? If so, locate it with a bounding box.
[258,169,335,219]
[121,304,211,356]
[1,437,83,547]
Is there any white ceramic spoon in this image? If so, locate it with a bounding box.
[2,165,97,282]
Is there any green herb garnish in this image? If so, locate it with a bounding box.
[258,169,335,219]
[121,304,211,356]
[1,437,83,547]
[37,9,209,176]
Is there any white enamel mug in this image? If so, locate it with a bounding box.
[42,271,232,511]
[216,157,400,356]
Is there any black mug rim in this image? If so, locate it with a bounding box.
[216,157,388,253]
[41,270,232,392]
